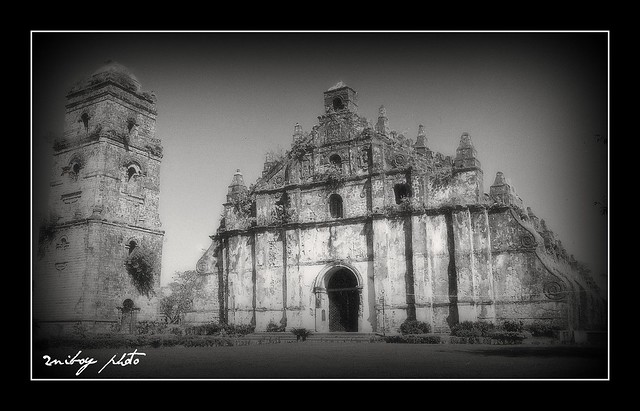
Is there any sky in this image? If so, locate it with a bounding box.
[31,31,608,292]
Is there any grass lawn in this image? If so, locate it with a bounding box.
[32,342,607,380]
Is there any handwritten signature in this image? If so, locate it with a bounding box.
[42,349,146,376]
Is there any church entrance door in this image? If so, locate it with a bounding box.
[327,269,359,332]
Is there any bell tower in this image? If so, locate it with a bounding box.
[323,81,358,113]
[34,61,164,336]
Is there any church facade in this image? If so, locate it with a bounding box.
[193,83,605,334]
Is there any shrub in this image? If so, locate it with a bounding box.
[226,324,255,336]
[385,335,441,344]
[184,323,222,336]
[489,331,526,344]
[167,325,184,336]
[291,328,313,341]
[36,333,239,349]
[182,336,234,347]
[449,336,493,345]
[136,320,167,335]
[500,320,524,333]
[182,322,255,336]
[450,321,494,337]
[398,319,431,335]
[527,321,558,337]
[266,321,286,332]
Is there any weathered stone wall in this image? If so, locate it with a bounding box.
[35,63,164,336]
[489,207,575,329]
[187,241,222,323]
[373,217,409,333]
[34,221,163,336]
[254,230,285,329]
[34,224,89,325]
[422,214,452,332]
[195,84,604,335]
[225,235,254,325]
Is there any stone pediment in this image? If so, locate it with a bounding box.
[254,159,289,191]
[317,111,370,145]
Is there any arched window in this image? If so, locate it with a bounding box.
[122,299,134,312]
[332,97,344,111]
[284,165,291,183]
[126,117,136,133]
[80,113,89,132]
[127,239,137,255]
[394,183,412,204]
[127,166,137,181]
[329,194,343,218]
[126,164,141,182]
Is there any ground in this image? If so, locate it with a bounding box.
[32,342,607,379]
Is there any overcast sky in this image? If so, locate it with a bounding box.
[31,31,608,291]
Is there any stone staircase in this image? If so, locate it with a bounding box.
[242,332,383,343]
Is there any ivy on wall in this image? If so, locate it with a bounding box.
[125,247,156,297]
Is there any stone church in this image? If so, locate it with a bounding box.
[34,62,164,336]
[33,63,604,337]
[193,82,606,334]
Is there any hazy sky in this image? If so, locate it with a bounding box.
[31,31,608,290]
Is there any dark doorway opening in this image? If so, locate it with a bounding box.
[327,269,359,332]
[121,299,136,334]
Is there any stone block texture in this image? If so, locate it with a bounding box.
[195,82,605,335]
[34,61,164,336]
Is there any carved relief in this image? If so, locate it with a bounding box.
[325,120,342,142]
[61,191,82,204]
[520,234,536,248]
[543,281,566,301]
[196,257,207,274]
[56,237,70,250]
[300,157,312,179]
[358,147,369,171]
[392,154,407,168]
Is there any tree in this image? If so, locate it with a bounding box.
[160,270,201,324]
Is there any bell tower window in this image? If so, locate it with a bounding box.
[80,113,89,132]
[332,97,344,111]
[394,183,412,204]
[329,194,343,218]
[127,240,137,255]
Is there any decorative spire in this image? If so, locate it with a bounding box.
[493,171,507,186]
[414,124,428,155]
[293,122,304,142]
[453,132,481,173]
[417,124,426,137]
[227,169,247,203]
[375,105,389,136]
[489,171,523,208]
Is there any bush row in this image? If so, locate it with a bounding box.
[182,322,255,336]
[34,334,239,350]
[385,335,442,344]
[449,320,542,344]
[449,336,493,344]
[398,320,432,335]
[527,321,560,337]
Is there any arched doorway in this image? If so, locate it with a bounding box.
[120,299,138,334]
[327,269,359,332]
